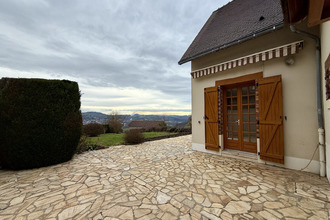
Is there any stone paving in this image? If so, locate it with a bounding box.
[0,135,330,220]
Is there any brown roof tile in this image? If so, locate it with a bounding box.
[179,0,284,65]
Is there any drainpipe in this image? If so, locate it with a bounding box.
[290,25,325,177]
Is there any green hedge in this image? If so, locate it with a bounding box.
[0,78,82,169]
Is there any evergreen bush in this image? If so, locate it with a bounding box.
[0,78,82,170]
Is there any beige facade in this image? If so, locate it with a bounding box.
[191,24,322,173]
[321,21,330,181]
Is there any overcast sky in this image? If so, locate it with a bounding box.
[0,0,228,115]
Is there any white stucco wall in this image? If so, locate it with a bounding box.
[191,24,321,173]
[321,21,330,181]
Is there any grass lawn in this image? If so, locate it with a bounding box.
[88,132,174,146]
[89,133,123,146]
[143,132,173,138]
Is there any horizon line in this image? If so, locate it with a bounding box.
[82,111,191,116]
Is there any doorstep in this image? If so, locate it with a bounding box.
[221,149,258,163]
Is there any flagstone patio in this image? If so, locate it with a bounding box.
[0,135,329,219]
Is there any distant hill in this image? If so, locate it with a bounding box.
[82,112,108,124]
[128,114,190,127]
[82,112,191,127]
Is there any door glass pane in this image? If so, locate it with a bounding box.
[228,124,233,132]
[227,106,231,114]
[243,105,248,113]
[227,115,231,122]
[249,95,255,104]
[232,97,237,105]
[250,114,256,122]
[243,114,249,122]
[243,124,248,132]
[226,98,231,105]
[232,106,238,114]
[249,105,255,113]
[232,88,237,96]
[249,86,255,94]
[242,96,248,104]
[250,134,256,143]
[233,132,238,140]
[243,133,249,142]
[233,123,238,132]
[226,90,231,96]
[242,87,248,95]
[250,124,256,132]
[228,131,232,139]
[232,114,238,122]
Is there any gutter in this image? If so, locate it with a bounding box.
[178,21,284,65]
[290,25,326,177]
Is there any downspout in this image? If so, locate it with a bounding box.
[290,25,326,177]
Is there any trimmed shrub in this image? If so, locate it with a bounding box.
[0,78,82,170]
[83,123,104,137]
[124,129,145,145]
[108,120,123,133]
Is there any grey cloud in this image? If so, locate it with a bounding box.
[0,0,228,113]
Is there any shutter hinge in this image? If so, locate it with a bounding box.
[258,152,260,155]
[219,146,221,149]
[217,87,221,92]
[218,120,221,123]
[257,120,259,125]
[256,82,259,87]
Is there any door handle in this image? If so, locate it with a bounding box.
[235,119,240,125]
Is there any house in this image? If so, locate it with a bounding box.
[179,0,330,181]
[128,120,167,131]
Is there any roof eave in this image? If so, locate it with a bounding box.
[178,21,285,65]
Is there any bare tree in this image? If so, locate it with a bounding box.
[107,111,123,133]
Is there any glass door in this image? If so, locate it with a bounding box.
[224,83,257,153]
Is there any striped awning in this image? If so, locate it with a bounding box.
[191,41,304,79]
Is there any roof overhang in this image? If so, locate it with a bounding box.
[281,0,330,26]
[178,22,284,65]
[191,41,303,79]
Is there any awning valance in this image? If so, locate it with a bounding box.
[191,41,304,79]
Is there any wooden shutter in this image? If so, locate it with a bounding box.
[204,87,219,151]
[258,75,284,164]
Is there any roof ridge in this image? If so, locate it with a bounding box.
[178,0,284,65]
